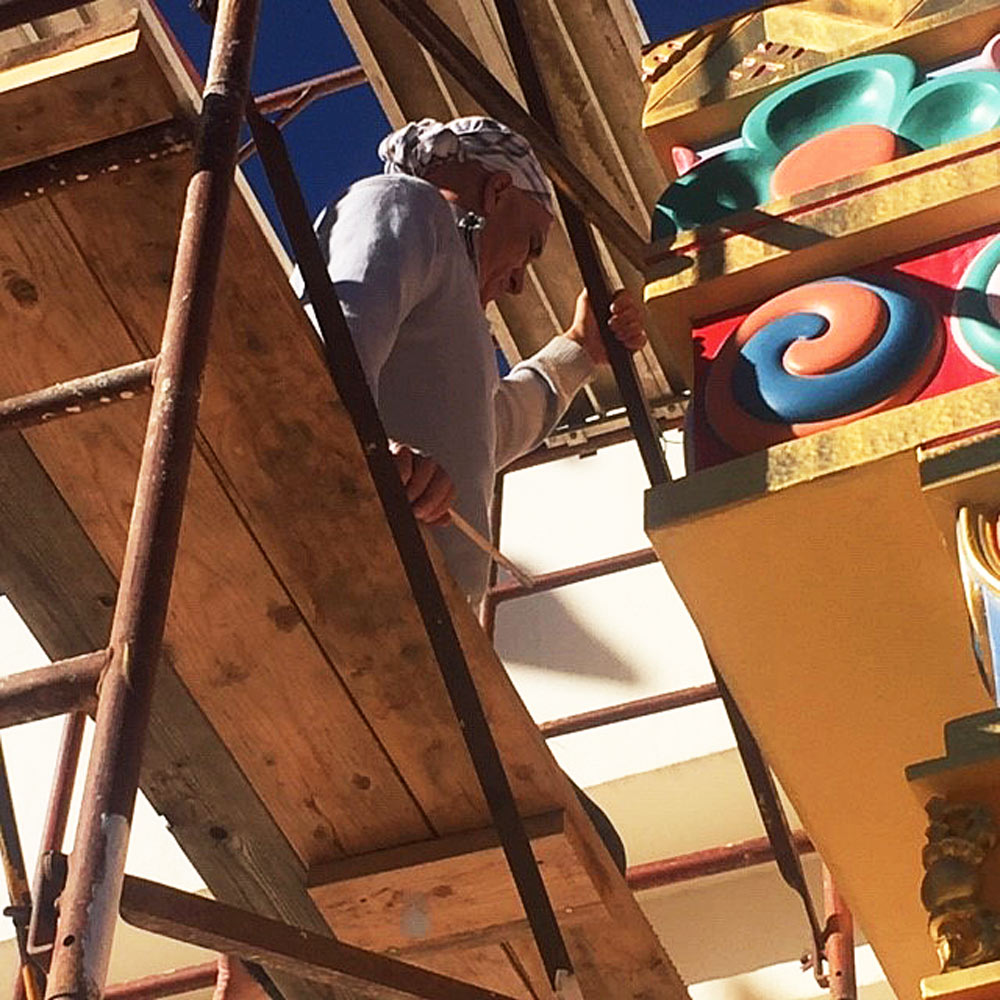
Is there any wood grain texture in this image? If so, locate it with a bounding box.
[0,190,428,866]
[0,27,174,172]
[307,814,600,952]
[0,435,355,1000]
[0,15,690,995]
[646,450,992,995]
[46,158,686,996]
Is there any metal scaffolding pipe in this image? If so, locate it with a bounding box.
[255,65,366,114]
[43,2,261,997]
[104,963,218,1000]
[491,546,659,605]
[626,831,815,892]
[540,683,720,738]
[0,653,104,730]
[0,361,154,433]
[823,866,857,1000]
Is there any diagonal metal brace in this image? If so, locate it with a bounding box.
[488,0,669,487]
[241,90,576,994]
[118,872,518,1000]
[712,663,829,986]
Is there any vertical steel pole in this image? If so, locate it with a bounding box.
[43,2,261,997]
[26,713,87,981]
[823,867,857,1000]
[479,472,505,639]
[0,740,42,1000]
[40,715,86,858]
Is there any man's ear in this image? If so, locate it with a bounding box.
[481,170,513,216]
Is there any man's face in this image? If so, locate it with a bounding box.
[476,177,553,306]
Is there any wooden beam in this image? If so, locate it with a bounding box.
[307,812,602,953]
[119,874,522,1000]
[0,23,174,172]
[0,15,690,997]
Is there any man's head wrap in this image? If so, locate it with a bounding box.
[377,116,555,214]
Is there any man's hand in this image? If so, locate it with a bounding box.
[390,442,455,525]
[563,288,647,364]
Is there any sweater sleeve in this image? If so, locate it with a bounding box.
[494,336,596,469]
[307,179,445,404]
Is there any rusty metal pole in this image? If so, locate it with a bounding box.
[479,473,505,639]
[37,717,87,860]
[0,654,104,729]
[488,0,669,487]
[823,866,857,1000]
[0,740,43,1000]
[43,1,261,997]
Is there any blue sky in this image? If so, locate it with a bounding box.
[157,0,756,225]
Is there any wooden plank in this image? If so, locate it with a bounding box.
[0,2,134,69]
[0,434,353,1000]
[45,160,687,998]
[307,813,600,952]
[401,945,540,1000]
[645,446,992,996]
[0,190,430,866]
[0,15,691,995]
[0,23,174,172]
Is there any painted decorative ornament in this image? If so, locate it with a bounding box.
[705,277,943,453]
[953,236,1000,374]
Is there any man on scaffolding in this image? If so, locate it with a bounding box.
[301,116,647,609]
[215,111,646,1000]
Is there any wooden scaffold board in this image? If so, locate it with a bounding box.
[0,5,687,999]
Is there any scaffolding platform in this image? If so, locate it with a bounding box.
[0,6,687,999]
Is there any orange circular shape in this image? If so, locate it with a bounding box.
[769,123,907,200]
[740,281,887,375]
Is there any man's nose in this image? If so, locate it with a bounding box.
[507,267,526,295]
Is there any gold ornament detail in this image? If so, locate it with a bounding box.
[921,797,1000,971]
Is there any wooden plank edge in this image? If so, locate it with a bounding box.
[0,5,139,73]
[306,812,565,889]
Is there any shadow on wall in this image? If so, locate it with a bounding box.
[492,588,642,683]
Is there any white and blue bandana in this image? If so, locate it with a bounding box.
[377,116,555,214]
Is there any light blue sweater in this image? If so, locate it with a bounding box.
[307,174,596,604]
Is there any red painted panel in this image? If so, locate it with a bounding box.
[689,227,1000,468]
